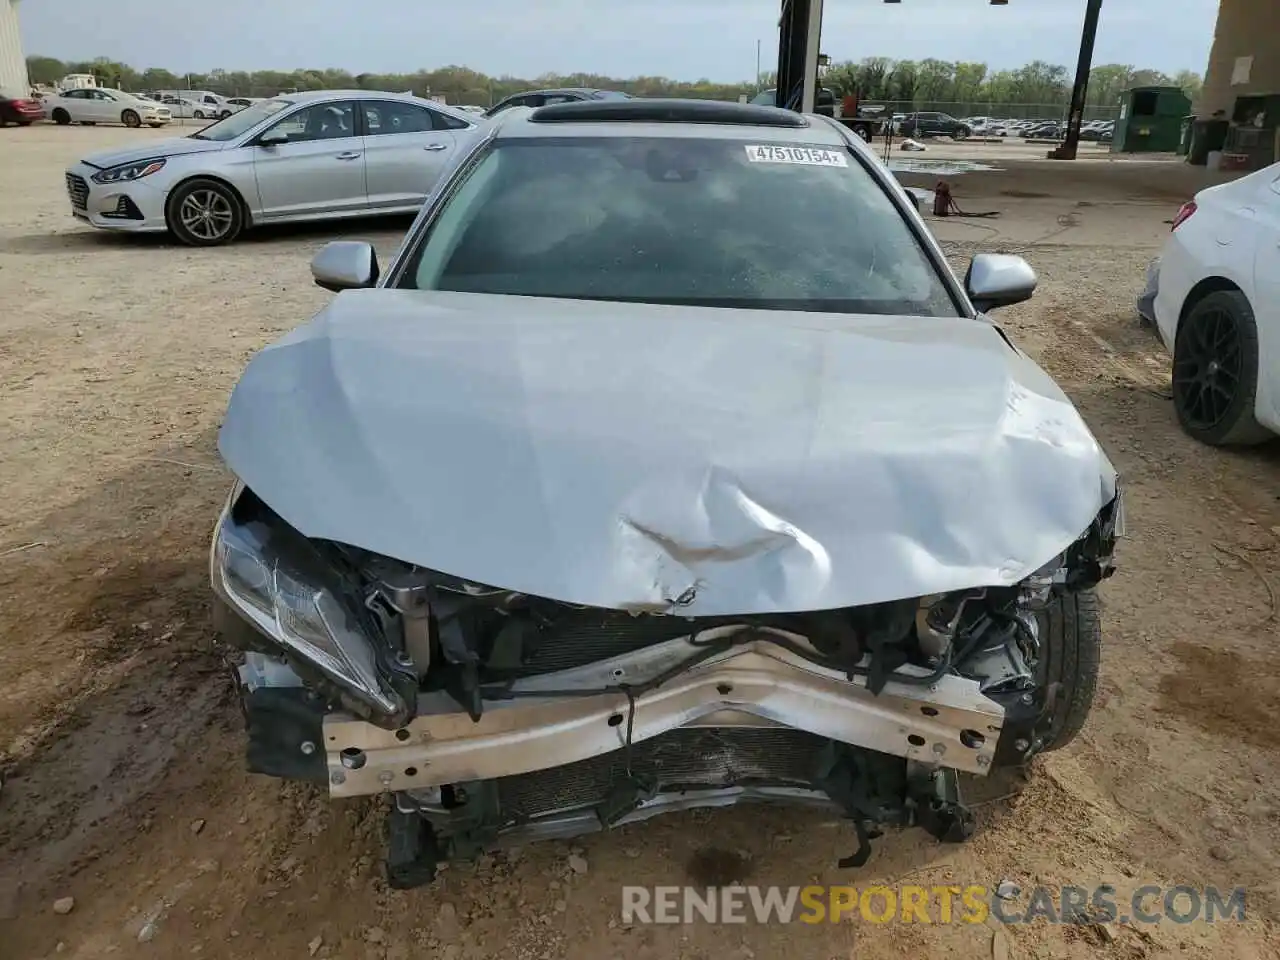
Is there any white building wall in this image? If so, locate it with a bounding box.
[0,0,29,94]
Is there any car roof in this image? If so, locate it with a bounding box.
[274,89,478,120]
[516,87,615,97]
[490,98,851,146]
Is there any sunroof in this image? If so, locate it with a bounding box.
[528,98,809,128]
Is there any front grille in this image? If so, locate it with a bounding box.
[495,728,831,821]
[519,609,706,675]
[65,173,89,210]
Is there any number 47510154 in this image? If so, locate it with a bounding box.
[743,144,849,167]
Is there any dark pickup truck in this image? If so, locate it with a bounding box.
[750,88,889,141]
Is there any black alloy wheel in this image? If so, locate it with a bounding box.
[1172,289,1270,446]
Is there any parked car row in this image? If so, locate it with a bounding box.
[952,116,1115,142]
[6,87,258,130]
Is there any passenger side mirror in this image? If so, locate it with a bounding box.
[257,131,290,147]
[311,241,379,292]
[965,253,1037,312]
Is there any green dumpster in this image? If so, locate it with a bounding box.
[1112,86,1193,153]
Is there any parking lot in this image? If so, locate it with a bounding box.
[3,123,1280,959]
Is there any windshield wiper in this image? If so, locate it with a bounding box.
[187,133,208,140]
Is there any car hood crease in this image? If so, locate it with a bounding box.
[217,290,1117,616]
[82,137,219,169]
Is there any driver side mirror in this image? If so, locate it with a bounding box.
[257,131,289,147]
[311,241,379,292]
[965,253,1037,312]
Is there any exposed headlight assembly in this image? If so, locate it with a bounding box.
[211,488,408,724]
[91,158,166,184]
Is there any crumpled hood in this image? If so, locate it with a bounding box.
[218,290,1117,616]
[81,136,224,169]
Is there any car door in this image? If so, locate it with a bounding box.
[58,89,86,120]
[359,99,468,210]
[251,100,368,220]
[81,89,111,121]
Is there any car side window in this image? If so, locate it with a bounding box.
[541,94,579,105]
[64,89,84,99]
[361,100,437,135]
[431,110,472,131]
[264,101,356,143]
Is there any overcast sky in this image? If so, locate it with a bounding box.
[21,0,1221,81]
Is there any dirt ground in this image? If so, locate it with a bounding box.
[2,124,1279,960]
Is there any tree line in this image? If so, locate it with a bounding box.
[26,54,1201,114]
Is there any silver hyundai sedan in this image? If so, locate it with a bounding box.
[62,90,482,246]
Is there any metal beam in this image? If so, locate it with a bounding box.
[775,0,824,113]
[1051,0,1104,160]
[799,0,824,113]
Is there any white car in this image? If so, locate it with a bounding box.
[45,88,172,128]
[1151,161,1280,445]
[159,96,214,120]
[155,90,237,119]
[63,90,481,245]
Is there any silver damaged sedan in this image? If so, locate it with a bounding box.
[210,99,1123,888]
[63,90,481,246]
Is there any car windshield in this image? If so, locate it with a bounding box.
[399,136,957,317]
[189,98,291,141]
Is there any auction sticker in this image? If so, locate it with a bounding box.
[744,144,848,166]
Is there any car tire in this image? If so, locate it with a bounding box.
[122,109,141,128]
[52,108,70,125]
[1034,588,1101,752]
[165,178,245,247]
[954,126,971,141]
[1171,289,1272,446]
[194,109,207,120]
[220,110,232,119]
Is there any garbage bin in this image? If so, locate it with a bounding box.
[1188,118,1230,166]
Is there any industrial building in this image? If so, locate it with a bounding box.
[0,0,28,94]
[1196,0,1280,168]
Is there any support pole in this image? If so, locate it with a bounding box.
[1050,0,1104,160]
[800,0,824,114]
[775,0,823,113]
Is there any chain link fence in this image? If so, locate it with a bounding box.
[859,100,1121,123]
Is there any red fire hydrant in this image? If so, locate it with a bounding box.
[933,180,953,217]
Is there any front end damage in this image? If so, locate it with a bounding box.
[212,484,1122,888]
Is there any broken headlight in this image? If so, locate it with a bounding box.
[211,487,406,720]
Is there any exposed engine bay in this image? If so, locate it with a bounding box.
[213,484,1121,888]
